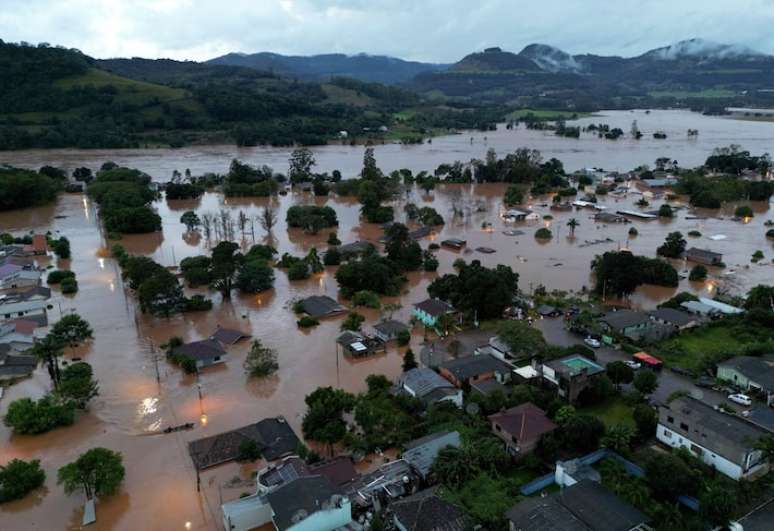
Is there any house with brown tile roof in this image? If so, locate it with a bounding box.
[489,403,557,458]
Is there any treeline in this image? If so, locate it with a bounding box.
[87,164,161,234]
[0,167,61,211]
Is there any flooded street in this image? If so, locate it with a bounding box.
[0,113,773,530]
[1,110,774,178]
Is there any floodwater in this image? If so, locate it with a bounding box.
[0,113,773,530]
[1,109,773,178]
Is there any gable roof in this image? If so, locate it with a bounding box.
[506,480,648,531]
[210,326,250,345]
[601,310,650,331]
[402,431,461,479]
[648,308,697,327]
[686,247,722,260]
[489,403,557,445]
[188,416,300,469]
[414,298,455,318]
[373,319,409,337]
[309,457,359,488]
[266,475,344,530]
[173,338,225,362]
[300,295,346,318]
[0,263,23,278]
[718,356,774,390]
[0,299,48,315]
[398,368,455,398]
[391,489,467,531]
[440,354,512,382]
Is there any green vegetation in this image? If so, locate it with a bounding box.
[689,265,708,281]
[592,251,678,297]
[428,260,519,320]
[0,167,61,211]
[656,231,686,258]
[534,227,552,239]
[47,269,75,284]
[286,205,338,233]
[58,447,125,500]
[87,165,161,234]
[297,316,320,328]
[243,340,278,378]
[0,459,46,503]
[4,396,76,434]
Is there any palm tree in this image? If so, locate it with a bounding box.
[567,218,579,236]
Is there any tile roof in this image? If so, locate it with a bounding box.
[210,327,250,345]
[173,338,225,362]
[398,368,455,399]
[266,475,345,530]
[402,431,460,479]
[414,298,455,318]
[440,354,512,382]
[300,295,346,318]
[309,457,359,487]
[391,489,467,531]
[601,310,650,330]
[718,356,774,390]
[188,416,300,469]
[488,403,557,445]
[506,480,648,531]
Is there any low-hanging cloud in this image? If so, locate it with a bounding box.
[1,0,773,62]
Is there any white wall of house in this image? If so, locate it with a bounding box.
[442,391,464,408]
[284,498,352,531]
[222,494,273,531]
[656,424,767,480]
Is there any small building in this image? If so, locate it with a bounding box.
[413,299,457,329]
[396,368,463,408]
[173,338,226,369]
[419,342,453,369]
[391,489,467,531]
[686,247,723,266]
[594,212,628,223]
[506,479,650,531]
[337,240,375,258]
[502,208,535,221]
[680,300,719,317]
[489,403,557,458]
[697,296,744,315]
[0,344,38,381]
[267,476,352,531]
[0,264,42,290]
[474,335,514,362]
[647,308,700,332]
[641,177,677,188]
[717,356,774,406]
[542,355,606,404]
[298,295,347,319]
[440,238,466,250]
[600,310,653,340]
[0,320,37,352]
[189,416,300,470]
[336,330,384,357]
[2,286,51,303]
[438,353,512,388]
[373,320,410,342]
[0,299,48,322]
[402,430,461,481]
[657,396,770,480]
[210,326,250,345]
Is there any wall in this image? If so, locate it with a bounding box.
[287,499,352,531]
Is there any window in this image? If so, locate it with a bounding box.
[680,422,689,431]
[667,416,674,424]
[663,430,672,439]
[690,444,704,457]
[213,356,221,362]
[495,424,501,432]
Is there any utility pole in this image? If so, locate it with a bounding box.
[150,340,160,384]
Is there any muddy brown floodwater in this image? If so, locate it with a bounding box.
[0,141,773,530]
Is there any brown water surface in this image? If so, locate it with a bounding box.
[0,142,773,530]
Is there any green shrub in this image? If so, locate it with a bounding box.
[689,265,707,281]
[0,458,46,502]
[352,290,381,309]
[47,269,75,284]
[735,205,753,218]
[687,230,702,237]
[184,295,213,312]
[4,396,75,434]
[535,228,553,239]
[287,261,310,280]
[323,247,341,266]
[396,329,411,346]
[60,277,78,294]
[297,316,319,328]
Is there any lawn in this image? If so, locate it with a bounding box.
[653,325,739,372]
[55,68,190,106]
[580,398,635,429]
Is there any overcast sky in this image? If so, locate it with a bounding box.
[2,0,773,62]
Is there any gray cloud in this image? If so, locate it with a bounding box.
[1,0,773,62]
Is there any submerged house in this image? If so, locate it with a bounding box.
[686,247,723,266]
[173,338,226,369]
[373,320,410,343]
[298,295,347,319]
[336,330,385,357]
[413,299,457,329]
[396,368,463,408]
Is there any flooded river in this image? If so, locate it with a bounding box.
[0,110,773,530]
[1,110,773,178]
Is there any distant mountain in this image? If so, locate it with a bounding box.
[411,39,774,108]
[207,52,448,84]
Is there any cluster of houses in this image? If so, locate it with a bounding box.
[0,237,52,384]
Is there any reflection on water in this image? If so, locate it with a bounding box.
[0,133,771,529]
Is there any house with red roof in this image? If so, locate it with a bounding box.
[488,403,557,458]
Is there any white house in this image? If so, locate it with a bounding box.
[657,397,769,481]
[0,299,48,322]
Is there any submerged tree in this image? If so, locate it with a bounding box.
[58,448,125,501]
[244,340,279,377]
